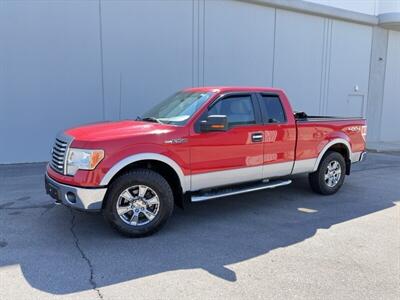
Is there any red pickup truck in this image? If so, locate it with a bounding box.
[45,87,367,237]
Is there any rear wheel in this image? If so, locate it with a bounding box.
[103,169,174,237]
[309,151,346,195]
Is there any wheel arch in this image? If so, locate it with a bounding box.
[100,153,189,208]
[313,139,352,174]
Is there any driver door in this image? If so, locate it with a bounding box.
[189,93,265,191]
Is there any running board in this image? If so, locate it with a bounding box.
[191,179,292,202]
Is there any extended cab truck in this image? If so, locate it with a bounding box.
[45,87,367,237]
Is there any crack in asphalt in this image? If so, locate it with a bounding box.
[40,204,55,217]
[69,210,104,300]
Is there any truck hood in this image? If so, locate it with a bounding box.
[65,120,175,142]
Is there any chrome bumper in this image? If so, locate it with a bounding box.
[350,151,367,163]
[360,151,367,162]
[45,173,106,211]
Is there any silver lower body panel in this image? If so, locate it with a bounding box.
[191,179,292,202]
[45,173,106,211]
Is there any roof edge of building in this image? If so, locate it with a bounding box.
[236,0,379,27]
[378,12,400,31]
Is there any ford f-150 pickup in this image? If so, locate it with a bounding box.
[45,87,367,237]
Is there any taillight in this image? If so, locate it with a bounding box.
[361,125,367,141]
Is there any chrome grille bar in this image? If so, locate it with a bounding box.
[50,134,73,175]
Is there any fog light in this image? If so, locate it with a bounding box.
[66,192,76,204]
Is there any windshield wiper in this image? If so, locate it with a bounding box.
[138,116,163,124]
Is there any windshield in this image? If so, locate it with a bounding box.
[141,91,214,125]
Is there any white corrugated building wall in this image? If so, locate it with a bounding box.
[0,0,399,163]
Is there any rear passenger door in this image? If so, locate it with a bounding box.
[189,93,265,190]
[256,93,296,178]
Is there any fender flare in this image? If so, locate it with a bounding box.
[100,153,190,192]
[312,138,352,172]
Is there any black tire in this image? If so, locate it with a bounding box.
[103,169,174,237]
[308,151,346,195]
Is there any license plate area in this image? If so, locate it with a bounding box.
[45,178,61,201]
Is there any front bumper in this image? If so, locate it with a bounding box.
[45,173,107,211]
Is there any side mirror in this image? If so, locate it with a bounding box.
[200,115,228,132]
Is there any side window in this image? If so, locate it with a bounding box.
[260,95,286,123]
[208,95,256,127]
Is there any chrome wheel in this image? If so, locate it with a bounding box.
[116,185,160,226]
[324,160,342,188]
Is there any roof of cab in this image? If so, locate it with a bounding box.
[183,86,284,94]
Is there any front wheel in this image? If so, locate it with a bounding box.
[309,151,346,195]
[103,169,174,237]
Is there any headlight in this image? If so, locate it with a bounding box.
[66,148,104,176]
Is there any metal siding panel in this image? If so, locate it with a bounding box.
[326,20,372,118]
[101,0,193,121]
[366,27,389,143]
[380,30,400,142]
[0,1,103,163]
[273,9,325,114]
[203,0,275,86]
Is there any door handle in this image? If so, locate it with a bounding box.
[251,133,263,142]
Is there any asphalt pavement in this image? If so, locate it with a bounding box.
[0,152,399,299]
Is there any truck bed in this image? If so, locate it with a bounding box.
[293,111,367,166]
[294,111,365,122]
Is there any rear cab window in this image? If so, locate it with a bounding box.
[258,94,286,124]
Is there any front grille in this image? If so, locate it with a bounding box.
[50,137,70,174]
